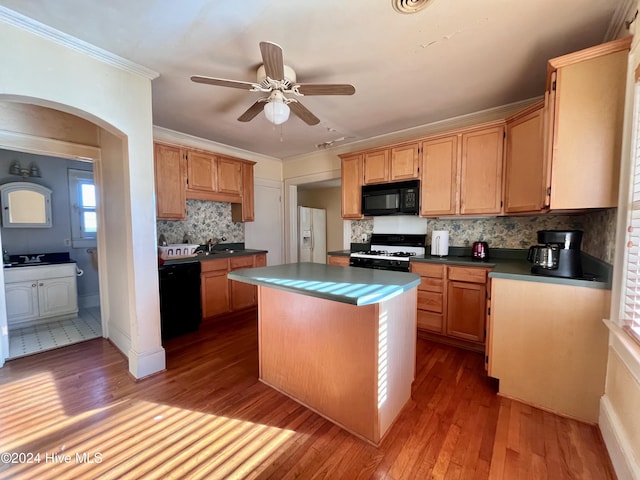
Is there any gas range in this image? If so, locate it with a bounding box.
[349,234,426,272]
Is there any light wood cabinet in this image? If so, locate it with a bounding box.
[231,162,255,222]
[363,150,389,184]
[545,36,630,210]
[459,125,504,215]
[420,135,458,216]
[411,262,489,351]
[154,143,186,220]
[504,101,546,213]
[200,253,265,319]
[340,154,364,219]
[411,262,445,334]
[327,255,350,266]
[217,156,243,196]
[201,258,231,318]
[420,122,504,217]
[363,144,419,185]
[186,150,218,193]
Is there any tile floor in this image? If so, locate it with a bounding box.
[8,306,102,359]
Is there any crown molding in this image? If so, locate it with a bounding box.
[0,6,158,80]
[604,0,637,41]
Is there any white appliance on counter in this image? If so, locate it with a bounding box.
[298,206,327,263]
[431,230,449,257]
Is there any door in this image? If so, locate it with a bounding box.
[244,179,284,266]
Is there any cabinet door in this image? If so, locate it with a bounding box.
[504,105,546,213]
[38,276,78,318]
[420,135,458,216]
[154,143,186,220]
[460,125,504,215]
[341,154,363,219]
[217,157,243,196]
[201,270,230,318]
[230,256,256,310]
[187,150,217,192]
[232,162,255,222]
[363,150,389,184]
[390,144,419,180]
[447,280,486,343]
[549,47,627,209]
[255,253,267,267]
[5,281,39,325]
[327,255,350,266]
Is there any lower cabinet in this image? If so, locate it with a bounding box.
[411,262,490,352]
[5,263,78,329]
[327,255,350,266]
[200,253,266,319]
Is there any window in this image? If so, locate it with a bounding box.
[622,77,640,344]
[68,168,96,248]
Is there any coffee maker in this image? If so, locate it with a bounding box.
[527,230,583,278]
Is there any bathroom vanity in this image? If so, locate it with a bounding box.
[4,262,78,329]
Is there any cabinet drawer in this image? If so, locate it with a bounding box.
[447,266,489,283]
[417,291,443,313]
[200,258,229,273]
[410,262,444,278]
[230,256,254,269]
[418,277,443,293]
[417,310,444,334]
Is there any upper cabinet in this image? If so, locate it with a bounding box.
[154,142,256,222]
[340,153,364,219]
[504,101,546,213]
[154,143,186,220]
[363,143,419,185]
[545,36,631,210]
[420,122,505,217]
[0,182,52,228]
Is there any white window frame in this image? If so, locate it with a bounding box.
[68,168,97,248]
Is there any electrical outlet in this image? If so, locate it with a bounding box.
[63,238,71,246]
[361,234,367,243]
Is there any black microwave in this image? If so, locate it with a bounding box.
[361,180,420,216]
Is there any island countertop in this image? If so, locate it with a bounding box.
[227,262,420,306]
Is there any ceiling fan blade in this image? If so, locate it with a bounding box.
[238,99,266,122]
[295,83,356,95]
[191,75,255,90]
[259,41,285,80]
[289,100,320,125]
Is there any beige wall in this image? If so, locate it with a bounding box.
[297,187,343,252]
[0,14,164,377]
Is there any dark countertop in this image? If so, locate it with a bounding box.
[228,262,420,306]
[330,247,611,289]
[162,248,268,266]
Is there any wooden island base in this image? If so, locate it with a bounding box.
[257,285,417,446]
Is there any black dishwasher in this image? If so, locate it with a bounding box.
[158,262,202,339]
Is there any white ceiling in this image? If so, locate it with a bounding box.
[0,0,629,160]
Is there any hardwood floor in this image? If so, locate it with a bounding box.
[0,311,615,479]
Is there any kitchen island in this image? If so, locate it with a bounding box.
[228,262,420,445]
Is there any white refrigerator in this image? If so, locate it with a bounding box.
[298,206,327,263]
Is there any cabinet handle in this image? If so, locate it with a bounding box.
[32,283,37,288]
[39,283,43,287]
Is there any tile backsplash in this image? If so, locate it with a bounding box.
[351,209,617,264]
[157,200,244,245]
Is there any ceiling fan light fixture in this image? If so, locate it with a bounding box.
[264,96,290,125]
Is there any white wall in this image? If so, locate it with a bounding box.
[0,9,164,377]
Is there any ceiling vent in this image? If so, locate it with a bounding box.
[392,0,431,14]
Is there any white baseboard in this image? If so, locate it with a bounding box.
[599,395,640,480]
[107,322,130,359]
[127,346,166,379]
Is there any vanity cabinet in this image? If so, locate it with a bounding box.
[544,36,630,210]
[154,143,186,220]
[503,101,546,213]
[5,263,78,329]
[0,182,53,228]
[340,153,364,219]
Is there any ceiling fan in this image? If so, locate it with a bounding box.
[191,41,356,126]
